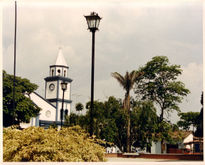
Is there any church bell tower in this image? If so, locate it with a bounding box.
[44,48,72,123]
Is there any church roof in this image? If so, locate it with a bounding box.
[29,92,56,109]
[55,48,68,67]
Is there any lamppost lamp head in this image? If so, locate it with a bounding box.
[61,81,68,91]
[84,12,102,32]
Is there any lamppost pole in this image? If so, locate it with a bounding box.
[84,12,101,136]
[61,81,67,129]
[61,89,65,128]
[90,30,95,136]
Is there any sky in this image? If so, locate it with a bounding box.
[2,0,203,123]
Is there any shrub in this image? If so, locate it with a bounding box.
[3,125,106,162]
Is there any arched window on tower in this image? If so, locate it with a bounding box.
[65,109,68,116]
[51,69,54,76]
[64,70,66,77]
[57,69,61,76]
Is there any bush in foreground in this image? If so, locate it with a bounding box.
[3,126,105,162]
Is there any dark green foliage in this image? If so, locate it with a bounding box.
[49,122,57,129]
[75,102,84,112]
[69,113,80,126]
[65,97,127,152]
[3,70,40,126]
[65,96,175,152]
[195,92,203,137]
[171,124,179,132]
[135,56,190,122]
[86,98,126,147]
[177,112,200,131]
[131,100,159,150]
[64,95,185,153]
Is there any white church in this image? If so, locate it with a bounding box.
[21,48,72,129]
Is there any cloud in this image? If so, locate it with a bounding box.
[2,0,203,122]
[180,63,203,87]
[179,62,203,107]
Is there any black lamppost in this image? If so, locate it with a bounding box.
[60,81,68,128]
[84,12,101,136]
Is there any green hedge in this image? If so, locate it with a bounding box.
[3,126,106,162]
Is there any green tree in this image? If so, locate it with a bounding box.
[131,100,158,151]
[195,92,203,137]
[63,96,175,153]
[86,101,107,138]
[101,97,126,151]
[135,56,190,122]
[76,97,126,152]
[112,71,142,152]
[75,102,84,115]
[3,71,40,127]
[69,113,80,126]
[111,108,127,152]
[177,112,200,131]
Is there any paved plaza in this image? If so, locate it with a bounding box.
[107,157,202,162]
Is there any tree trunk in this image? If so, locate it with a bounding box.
[161,139,165,153]
[159,107,165,153]
[124,93,131,153]
[127,110,131,152]
[160,109,164,122]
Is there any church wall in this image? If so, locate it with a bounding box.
[66,103,71,116]
[45,81,58,99]
[56,102,71,121]
[58,82,71,100]
[20,122,32,128]
[29,93,56,122]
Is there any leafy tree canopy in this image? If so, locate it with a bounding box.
[64,95,184,153]
[131,100,158,150]
[75,102,84,112]
[65,96,178,153]
[177,112,200,131]
[65,97,127,152]
[3,70,40,126]
[135,56,190,122]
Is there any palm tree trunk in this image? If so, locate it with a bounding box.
[127,110,131,152]
[125,93,131,152]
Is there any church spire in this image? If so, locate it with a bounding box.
[49,47,69,77]
[55,47,68,67]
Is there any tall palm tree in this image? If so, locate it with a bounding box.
[111,71,142,152]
